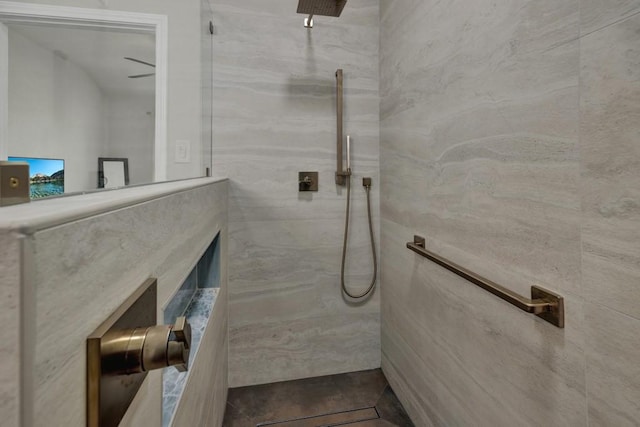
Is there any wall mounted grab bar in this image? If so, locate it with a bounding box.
[406,235,564,328]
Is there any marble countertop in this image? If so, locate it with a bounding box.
[0,177,227,234]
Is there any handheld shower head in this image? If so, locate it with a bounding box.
[297,0,347,28]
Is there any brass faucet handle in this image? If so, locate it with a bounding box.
[168,316,191,372]
[299,175,313,185]
[172,316,191,349]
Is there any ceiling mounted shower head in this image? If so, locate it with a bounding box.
[297,0,347,28]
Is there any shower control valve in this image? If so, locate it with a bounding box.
[100,316,191,376]
[298,171,318,192]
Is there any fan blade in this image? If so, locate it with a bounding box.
[128,73,156,79]
[124,57,156,68]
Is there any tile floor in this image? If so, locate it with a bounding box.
[222,369,414,427]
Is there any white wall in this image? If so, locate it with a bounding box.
[8,29,106,193]
[107,0,203,181]
[104,92,155,185]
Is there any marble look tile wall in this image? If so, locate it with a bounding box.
[13,180,228,426]
[580,0,640,34]
[210,0,381,387]
[580,5,640,424]
[380,0,640,424]
[0,232,21,427]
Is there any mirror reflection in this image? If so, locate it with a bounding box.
[4,22,156,196]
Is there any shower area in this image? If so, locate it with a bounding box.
[2,0,637,425]
[212,0,382,389]
[214,0,640,425]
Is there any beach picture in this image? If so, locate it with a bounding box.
[8,157,65,199]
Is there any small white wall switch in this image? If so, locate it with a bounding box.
[175,140,191,163]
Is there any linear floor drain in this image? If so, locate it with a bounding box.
[257,407,379,427]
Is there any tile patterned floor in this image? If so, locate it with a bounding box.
[222,369,414,427]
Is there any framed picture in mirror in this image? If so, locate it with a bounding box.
[8,156,65,199]
[98,158,129,189]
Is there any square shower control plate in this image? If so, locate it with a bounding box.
[87,278,157,427]
[0,161,30,206]
[299,171,318,192]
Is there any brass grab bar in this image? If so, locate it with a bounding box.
[406,235,564,328]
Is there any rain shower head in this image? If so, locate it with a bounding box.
[297,0,347,17]
[297,0,347,28]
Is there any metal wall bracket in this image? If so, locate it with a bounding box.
[531,285,564,328]
[87,278,157,427]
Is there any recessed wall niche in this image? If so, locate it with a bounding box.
[162,233,220,427]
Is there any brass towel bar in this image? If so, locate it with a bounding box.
[406,235,564,328]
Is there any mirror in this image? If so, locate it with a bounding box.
[99,157,129,189]
[0,0,212,201]
[2,19,162,193]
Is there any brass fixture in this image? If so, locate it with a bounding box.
[297,0,347,28]
[0,161,30,206]
[299,171,318,191]
[87,278,192,427]
[100,315,191,376]
[341,174,377,299]
[407,235,564,328]
[335,69,351,185]
[333,69,377,299]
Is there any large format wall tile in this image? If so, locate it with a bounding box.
[580,0,640,35]
[381,221,587,426]
[580,12,640,424]
[584,305,640,426]
[22,182,227,426]
[0,232,20,427]
[380,0,585,425]
[381,0,582,298]
[580,13,640,320]
[381,0,640,424]
[212,0,381,387]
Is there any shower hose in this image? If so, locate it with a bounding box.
[340,173,378,299]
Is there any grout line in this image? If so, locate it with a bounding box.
[372,384,390,410]
[543,9,640,53]
[373,405,381,419]
[581,9,640,39]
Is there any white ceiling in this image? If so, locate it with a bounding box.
[6,22,156,97]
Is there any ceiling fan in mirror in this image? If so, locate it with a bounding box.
[125,56,155,78]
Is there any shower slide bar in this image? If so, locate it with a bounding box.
[406,235,565,328]
[335,69,350,185]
